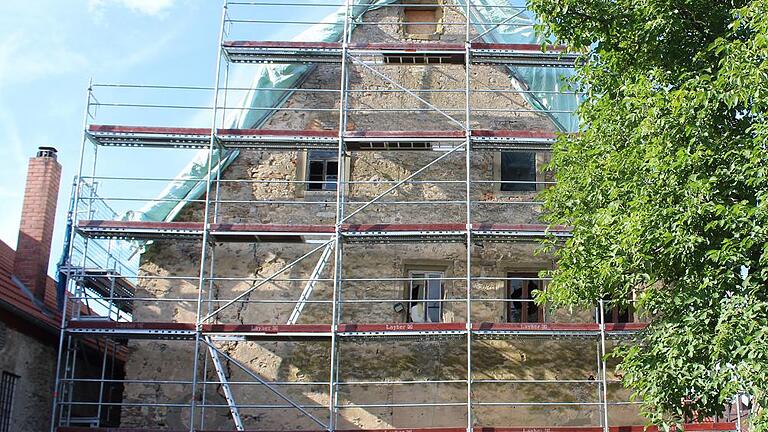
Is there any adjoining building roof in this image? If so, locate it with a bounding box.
[0,239,61,336]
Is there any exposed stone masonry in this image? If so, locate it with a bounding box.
[120,4,641,430]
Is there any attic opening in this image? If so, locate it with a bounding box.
[401,0,444,39]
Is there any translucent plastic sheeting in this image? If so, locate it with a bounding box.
[123,0,577,225]
[462,0,580,132]
[124,0,397,224]
[57,182,140,310]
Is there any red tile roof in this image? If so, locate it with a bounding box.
[0,239,61,333]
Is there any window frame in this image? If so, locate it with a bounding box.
[306,150,339,192]
[495,151,540,194]
[506,272,545,323]
[295,150,350,198]
[406,270,445,323]
[0,371,19,432]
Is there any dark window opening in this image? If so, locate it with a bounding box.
[407,271,444,323]
[507,273,544,323]
[0,372,19,432]
[306,150,338,191]
[501,151,536,192]
[601,298,634,324]
[404,6,439,36]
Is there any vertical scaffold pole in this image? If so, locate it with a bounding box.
[50,79,94,432]
[595,307,605,429]
[599,300,610,432]
[464,1,473,431]
[200,51,232,432]
[190,2,228,430]
[329,0,352,429]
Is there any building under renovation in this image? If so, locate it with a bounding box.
[52,1,746,431]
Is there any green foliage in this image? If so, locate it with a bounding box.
[527,0,768,430]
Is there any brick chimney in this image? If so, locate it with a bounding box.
[14,147,62,302]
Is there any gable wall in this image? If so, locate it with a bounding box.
[121,3,640,430]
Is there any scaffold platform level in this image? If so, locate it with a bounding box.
[63,321,648,341]
[76,220,205,241]
[205,324,334,341]
[473,322,648,340]
[210,223,336,243]
[76,221,573,243]
[56,423,738,432]
[86,125,558,151]
[66,321,197,340]
[222,41,579,67]
[63,266,136,313]
[342,223,572,243]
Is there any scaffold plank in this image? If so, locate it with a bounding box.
[86,125,561,151]
[218,127,338,149]
[63,267,136,313]
[87,125,213,148]
[473,224,572,241]
[65,321,197,340]
[76,220,204,240]
[341,223,465,243]
[470,129,558,150]
[76,221,572,243]
[473,322,648,339]
[210,223,335,243]
[222,41,576,67]
[471,42,578,67]
[204,324,333,341]
[338,322,467,338]
[62,320,647,341]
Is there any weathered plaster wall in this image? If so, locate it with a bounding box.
[0,321,56,432]
[121,3,641,430]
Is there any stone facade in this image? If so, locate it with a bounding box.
[0,322,56,432]
[121,3,641,430]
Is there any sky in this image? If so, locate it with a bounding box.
[0,0,336,276]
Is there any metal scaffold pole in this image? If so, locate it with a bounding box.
[189,2,229,430]
[330,0,352,429]
[464,1,473,430]
[201,57,232,429]
[50,79,94,432]
[599,300,610,432]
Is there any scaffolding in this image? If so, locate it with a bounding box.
[52,1,746,432]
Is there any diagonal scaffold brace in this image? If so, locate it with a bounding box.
[202,338,329,430]
[205,335,245,431]
[287,242,334,325]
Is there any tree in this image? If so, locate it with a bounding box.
[526,0,768,430]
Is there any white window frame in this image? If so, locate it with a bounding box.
[407,270,444,323]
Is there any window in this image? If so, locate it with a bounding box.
[507,273,544,323]
[402,0,442,39]
[500,151,537,192]
[306,150,338,191]
[0,372,18,432]
[601,298,634,324]
[407,271,444,323]
[404,6,439,36]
